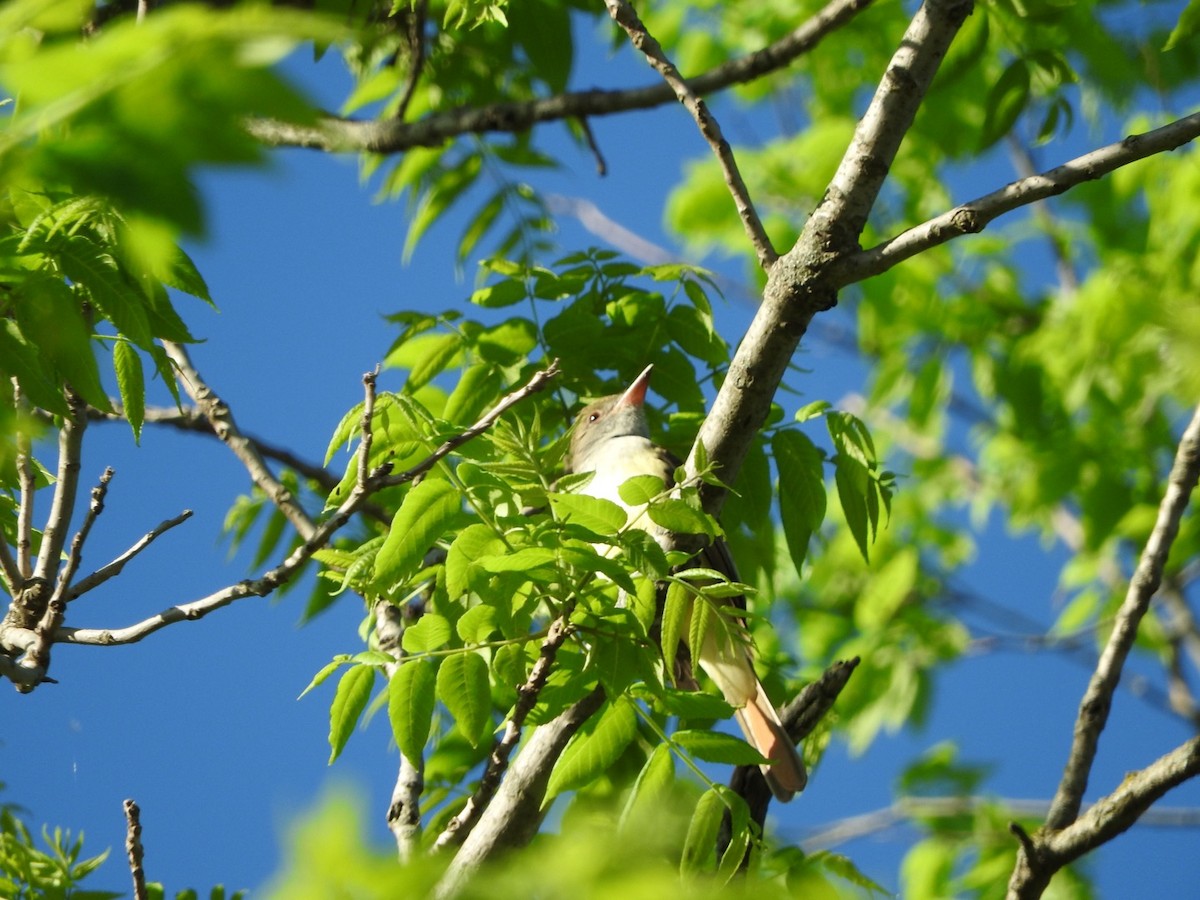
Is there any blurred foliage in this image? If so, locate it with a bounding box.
[2,0,1200,896]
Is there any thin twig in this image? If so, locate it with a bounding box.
[164,342,317,541]
[1046,405,1200,830]
[55,468,113,598]
[1006,136,1078,296]
[85,403,343,495]
[15,422,34,579]
[803,796,1200,850]
[123,799,148,900]
[359,368,380,489]
[0,526,19,596]
[604,0,777,269]
[377,359,561,489]
[433,609,577,851]
[394,0,428,121]
[839,110,1200,288]
[245,0,876,153]
[55,362,560,647]
[576,118,607,177]
[65,510,194,601]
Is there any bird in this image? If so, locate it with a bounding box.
[566,364,807,801]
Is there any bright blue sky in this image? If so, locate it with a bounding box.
[6,10,1200,897]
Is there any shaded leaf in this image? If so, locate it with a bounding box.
[389,658,437,766]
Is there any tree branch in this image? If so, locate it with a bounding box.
[15,385,35,580]
[433,609,578,852]
[433,687,607,900]
[1046,404,1200,830]
[53,363,560,648]
[723,657,859,857]
[803,796,1200,850]
[604,0,777,269]
[376,599,425,861]
[245,0,876,154]
[164,342,317,540]
[64,509,194,602]
[688,0,974,516]
[1007,737,1200,899]
[123,799,149,900]
[33,388,87,584]
[394,0,428,122]
[86,403,342,493]
[837,110,1200,287]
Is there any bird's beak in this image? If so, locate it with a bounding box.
[616,364,653,408]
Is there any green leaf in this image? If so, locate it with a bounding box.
[795,400,831,423]
[112,340,145,442]
[548,491,628,534]
[680,787,725,876]
[401,613,452,654]
[653,687,734,720]
[1165,0,1200,50]
[59,236,154,347]
[328,664,376,763]
[400,333,462,392]
[546,696,639,799]
[772,429,826,574]
[559,544,638,593]
[619,530,671,579]
[161,243,213,304]
[619,742,675,829]
[855,548,919,630]
[443,363,495,425]
[979,59,1030,150]
[469,279,527,309]
[674,730,769,766]
[445,523,506,598]
[298,656,351,699]
[828,412,878,562]
[584,608,650,695]
[660,581,689,679]
[13,276,111,410]
[666,303,727,364]
[389,658,437,766]
[646,498,714,536]
[436,651,492,746]
[373,479,461,591]
[617,473,669,506]
[509,0,572,93]
[477,547,559,575]
[0,319,69,415]
[835,459,871,563]
[456,604,497,643]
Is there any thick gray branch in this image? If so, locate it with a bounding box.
[687,0,973,514]
[433,687,606,900]
[33,389,87,583]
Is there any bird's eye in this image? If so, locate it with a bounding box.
[588,412,601,423]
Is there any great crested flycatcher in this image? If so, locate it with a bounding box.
[567,365,807,802]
